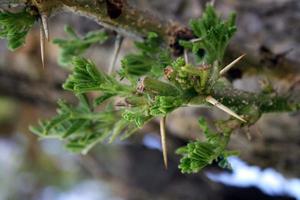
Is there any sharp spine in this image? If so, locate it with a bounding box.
[219,54,245,76]
[206,96,247,122]
[160,116,168,169]
[40,20,45,68]
[41,14,49,41]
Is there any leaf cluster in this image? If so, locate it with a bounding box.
[165,58,211,93]
[30,6,240,159]
[120,32,172,79]
[1,3,299,175]
[176,117,237,173]
[180,5,236,64]
[63,57,132,95]
[0,5,243,174]
[0,9,36,50]
[53,26,108,67]
[31,57,140,152]
[30,94,137,153]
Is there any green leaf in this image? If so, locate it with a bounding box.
[122,107,151,128]
[149,96,183,116]
[53,25,108,67]
[94,93,115,107]
[176,118,234,173]
[120,32,172,79]
[198,117,219,143]
[140,77,182,97]
[63,57,132,95]
[0,10,36,50]
[176,141,217,173]
[181,5,236,63]
[30,96,132,153]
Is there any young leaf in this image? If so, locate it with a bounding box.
[53,25,108,67]
[30,95,132,153]
[0,10,36,50]
[120,32,172,79]
[63,57,132,95]
[180,5,236,63]
[176,118,233,173]
[149,96,183,116]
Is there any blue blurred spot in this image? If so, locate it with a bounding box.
[143,134,162,151]
[206,157,300,200]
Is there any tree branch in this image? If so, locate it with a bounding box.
[2,0,300,75]
[190,85,300,125]
[1,0,193,55]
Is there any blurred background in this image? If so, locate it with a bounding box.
[0,0,299,199]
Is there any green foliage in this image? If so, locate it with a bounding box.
[63,57,132,95]
[29,6,240,169]
[17,4,298,175]
[180,5,236,63]
[53,26,108,67]
[149,96,183,116]
[165,58,211,93]
[0,10,36,50]
[30,94,137,153]
[176,117,237,173]
[140,77,182,97]
[122,107,151,128]
[120,32,172,79]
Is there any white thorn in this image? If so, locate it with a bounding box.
[190,38,203,43]
[206,96,247,123]
[219,54,246,76]
[41,14,49,41]
[108,35,124,74]
[160,116,168,169]
[184,49,189,64]
[40,21,46,69]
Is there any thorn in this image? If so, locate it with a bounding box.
[210,0,216,6]
[206,96,247,123]
[219,54,246,76]
[184,49,189,64]
[40,14,49,41]
[39,20,46,69]
[108,34,124,74]
[160,116,168,169]
[190,38,202,43]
